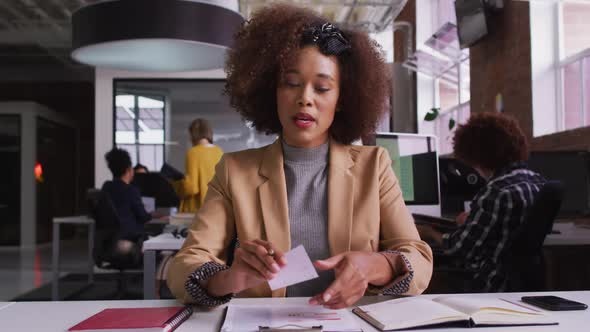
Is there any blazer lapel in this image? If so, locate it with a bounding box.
[328,140,357,255]
[258,139,291,254]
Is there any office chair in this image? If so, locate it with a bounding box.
[502,180,564,291]
[428,181,564,293]
[87,188,142,299]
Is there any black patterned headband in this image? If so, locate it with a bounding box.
[302,22,351,56]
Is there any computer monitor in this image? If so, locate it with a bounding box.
[527,151,590,217]
[374,132,441,216]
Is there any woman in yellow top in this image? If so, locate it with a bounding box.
[176,118,223,212]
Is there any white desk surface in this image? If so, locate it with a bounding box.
[1,291,588,331]
[143,232,184,251]
[545,223,590,246]
[143,222,590,252]
[0,302,14,311]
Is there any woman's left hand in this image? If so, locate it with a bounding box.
[309,251,392,309]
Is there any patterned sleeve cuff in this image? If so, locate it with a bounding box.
[367,250,414,295]
[185,261,234,307]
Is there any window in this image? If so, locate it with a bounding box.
[559,1,590,131]
[430,0,471,154]
[115,94,165,171]
[562,1,590,58]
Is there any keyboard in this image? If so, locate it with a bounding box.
[412,213,458,231]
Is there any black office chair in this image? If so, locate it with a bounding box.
[428,181,564,293]
[502,180,564,291]
[87,188,142,299]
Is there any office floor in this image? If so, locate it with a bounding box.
[0,237,89,301]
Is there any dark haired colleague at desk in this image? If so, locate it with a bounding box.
[166,4,433,310]
[418,112,546,292]
[103,148,161,261]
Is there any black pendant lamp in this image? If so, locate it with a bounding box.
[71,0,243,72]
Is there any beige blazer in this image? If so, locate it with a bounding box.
[167,139,433,303]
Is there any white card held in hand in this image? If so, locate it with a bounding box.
[268,245,319,291]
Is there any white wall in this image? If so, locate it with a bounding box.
[94,68,225,187]
[530,1,560,137]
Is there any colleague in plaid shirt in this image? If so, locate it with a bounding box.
[419,112,546,292]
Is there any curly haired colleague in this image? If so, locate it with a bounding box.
[167,4,433,308]
[418,112,546,292]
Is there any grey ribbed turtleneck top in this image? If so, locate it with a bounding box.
[281,140,334,297]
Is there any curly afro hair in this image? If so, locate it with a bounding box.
[224,3,390,145]
[453,112,529,172]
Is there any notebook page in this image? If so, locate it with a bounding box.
[357,297,468,329]
[434,296,544,316]
[469,311,555,326]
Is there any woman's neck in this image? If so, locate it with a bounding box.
[193,138,211,146]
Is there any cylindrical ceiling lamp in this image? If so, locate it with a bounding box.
[71,0,243,72]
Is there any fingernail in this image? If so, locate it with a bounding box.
[323,293,331,302]
[309,298,318,305]
[271,263,280,272]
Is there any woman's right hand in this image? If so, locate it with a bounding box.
[206,239,287,296]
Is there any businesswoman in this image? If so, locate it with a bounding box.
[167,3,433,309]
[176,118,223,213]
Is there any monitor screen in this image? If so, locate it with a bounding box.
[375,133,440,206]
[528,151,590,217]
[455,0,488,49]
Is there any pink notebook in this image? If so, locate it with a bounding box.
[68,306,193,332]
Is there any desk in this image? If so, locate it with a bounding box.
[142,233,184,299]
[51,215,95,301]
[0,302,14,311]
[545,222,590,246]
[1,292,589,331]
[53,216,170,301]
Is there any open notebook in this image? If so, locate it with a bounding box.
[353,296,557,331]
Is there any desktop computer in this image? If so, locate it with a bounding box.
[374,132,441,217]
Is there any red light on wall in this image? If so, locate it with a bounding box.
[35,162,44,183]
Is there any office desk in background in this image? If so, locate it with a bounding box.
[51,215,95,301]
[1,292,589,331]
[544,221,590,290]
[545,222,590,246]
[52,216,172,301]
[142,233,184,299]
[144,221,590,299]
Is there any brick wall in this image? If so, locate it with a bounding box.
[469,1,533,138]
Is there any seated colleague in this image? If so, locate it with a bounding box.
[175,118,223,213]
[418,112,547,292]
[102,148,152,245]
[167,4,433,309]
